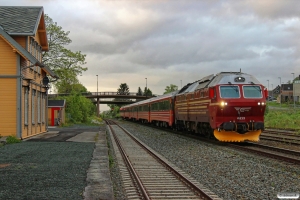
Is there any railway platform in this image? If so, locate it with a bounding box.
[0,126,114,200]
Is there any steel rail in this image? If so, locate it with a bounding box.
[228,143,300,165]
[262,132,300,140]
[106,120,150,200]
[246,142,300,157]
[108,120,218,200]
[259,135,300,145]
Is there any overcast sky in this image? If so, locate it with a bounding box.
[3,0,300,110]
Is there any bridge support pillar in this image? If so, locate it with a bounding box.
[97,97,99,117]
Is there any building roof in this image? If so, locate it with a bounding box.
[0,27,57,78]
[48,100,66,108]
[0,6,49,50]
[0,6,57,78]
[281,84,293,91]
[0,6,43,35]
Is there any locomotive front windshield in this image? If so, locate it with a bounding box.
[220,86,240,98]
[243,86,262,98]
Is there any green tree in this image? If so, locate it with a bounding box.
[292,76,299,83]
[164,84,178,94]
[137,87,143,96]
[56,77,88,94]
[43,15,87,92]
[56,91,95,123]
[117,83,130,95]
[143,87,153,97]
[111,83,131,107]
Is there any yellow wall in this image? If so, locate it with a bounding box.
[0,38,17,74]
[0,18,50,138]
[0,37,17,136]
[0,79,17,136]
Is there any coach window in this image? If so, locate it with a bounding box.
[220,86,240,98]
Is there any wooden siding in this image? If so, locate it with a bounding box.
[0,38,17,75]
[0,79,17,136]
[34,32,40,46]
[0,15,49,138]
[12,36,26,49]
[21,83,47,138]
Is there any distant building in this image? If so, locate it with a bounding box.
[280,84,293,102]
[276,76,300,103]
[48,100,66,126]
[293,80,300,102]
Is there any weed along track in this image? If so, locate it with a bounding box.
[105,120,221,200]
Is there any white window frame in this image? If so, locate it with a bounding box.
[38,91,41,123]
[24,87,29,125]
[32,89,36,124]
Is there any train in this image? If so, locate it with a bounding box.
[120,72,267,142]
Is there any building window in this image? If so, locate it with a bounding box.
[30,38,34,69]
[38,92,41,123]
[24,87,29,125]
[32,89,36,124]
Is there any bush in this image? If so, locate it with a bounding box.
[6,136,21,144]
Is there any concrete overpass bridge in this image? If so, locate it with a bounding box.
[48,92,156,116]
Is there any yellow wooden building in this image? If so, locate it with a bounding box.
[0,6,58,139]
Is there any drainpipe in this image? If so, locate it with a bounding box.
[17,54,22,138]
[45,84,49,132]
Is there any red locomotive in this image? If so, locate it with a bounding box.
[120,72,267,142]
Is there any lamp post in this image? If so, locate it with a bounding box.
[267,80,269,99]
[271,84,273,97]
[96,75,99,117]
[278,77,281,107]
[145,78,147,97]
[292,73,295,108]
[96,75,98,94]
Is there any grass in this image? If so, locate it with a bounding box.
[265,103,300,132]
[61,116,104,127]
[5,136,21,144]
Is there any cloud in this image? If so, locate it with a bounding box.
[3,0,300,110]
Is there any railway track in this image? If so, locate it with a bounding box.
[119,120,300,165]
[261,129,300,145]
[106,120,222,200]
[228,142,300,165]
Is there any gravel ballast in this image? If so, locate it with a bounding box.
[116,120,300,200]
[0,141,94,199]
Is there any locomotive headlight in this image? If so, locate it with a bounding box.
[258,102,261,105]
[220,102,227,106]
[262,102,265,105]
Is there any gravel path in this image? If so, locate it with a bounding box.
[116,120,300,200]
[0,141,94,199]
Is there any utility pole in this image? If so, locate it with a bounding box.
[278,77,281,107]
[271,84,273,97]
[96,75,99,117]
[267,80,269,99]
[145,78,147,97]
[292,73,295,108]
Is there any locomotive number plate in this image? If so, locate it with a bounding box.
[237,117,245,120]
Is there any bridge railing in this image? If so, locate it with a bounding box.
[49,92,157,97]
[84,92,140,96]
